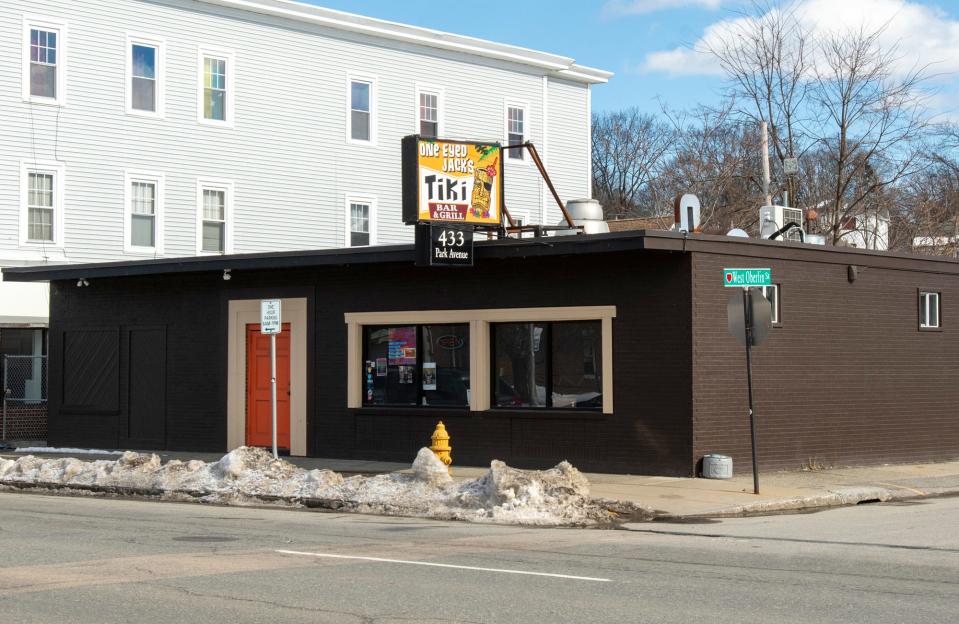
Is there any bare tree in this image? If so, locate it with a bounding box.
[591,108,673,218]
[704,1,811,206]
[809,25,931,244]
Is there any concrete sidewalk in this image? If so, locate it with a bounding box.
[4,448,959,518]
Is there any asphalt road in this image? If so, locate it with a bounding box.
[0,492,956,623]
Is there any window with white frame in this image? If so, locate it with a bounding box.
[20,162,64,247]
[418,91,438,137]
[27,172,55,242]
[24,20,65,104]
[350,79,373,142]
[506,105,525,159]
[129,38,162,114]
[198,183,231,254]
[203,56,226,120]
[349,201,371,247]
[125,173,163,253]
[919,291,940,329]
[198,50,233,125]
[761,284,780,324]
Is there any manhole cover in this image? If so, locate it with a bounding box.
[173,536,239,543]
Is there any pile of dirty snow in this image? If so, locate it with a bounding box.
[0,446,651,526]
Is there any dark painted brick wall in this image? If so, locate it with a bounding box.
[692,252,959,473]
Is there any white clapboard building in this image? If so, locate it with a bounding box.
[1,0,610,337]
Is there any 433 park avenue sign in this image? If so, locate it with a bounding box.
[402,135,504,226]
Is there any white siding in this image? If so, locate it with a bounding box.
[0,0,597,268]
[546,77,591,226]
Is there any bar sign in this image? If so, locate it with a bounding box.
[723,268,771,288]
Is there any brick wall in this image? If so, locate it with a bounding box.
[692,251,959,473]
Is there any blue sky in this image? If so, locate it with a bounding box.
[307,0,959,118]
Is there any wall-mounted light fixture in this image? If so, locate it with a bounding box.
[847,265,858,283]
[222,269,231,281]
[76,278,89,288]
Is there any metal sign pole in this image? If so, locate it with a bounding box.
[743,288,760,495]
[270,332,278,460]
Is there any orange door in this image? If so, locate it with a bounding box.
[246,323,291,449]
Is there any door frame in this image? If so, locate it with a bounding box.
[227,298,307,455]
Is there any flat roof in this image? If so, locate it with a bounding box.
[6,231,959,283]
[196,0,612,84]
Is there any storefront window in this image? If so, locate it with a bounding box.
[363,324,469,407]
[492,321,602,410]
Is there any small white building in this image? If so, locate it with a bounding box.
[1,0,610,345]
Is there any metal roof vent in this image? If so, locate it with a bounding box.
[554,198,609,235]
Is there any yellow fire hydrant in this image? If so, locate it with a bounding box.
[430,421,452,474]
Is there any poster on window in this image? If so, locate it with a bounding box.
[375,358,387,377]
[422,362,437,391]
[402,136,504,226]
[387,327,417,365]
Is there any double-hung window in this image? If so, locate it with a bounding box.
[506,105,525,159]
[492,321,602,409]
[197,181,232,254]
[125,172,163,253]
[27,173,55,242]
[21,161,65,246]
[348,200,373,247]
[128,37,163,115]
[24,19,66,104]
[349,78,374,143]
[418,90,439,137]
[919,291,940,329]
[198,49,234,125]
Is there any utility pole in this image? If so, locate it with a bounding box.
[761,121,772,206]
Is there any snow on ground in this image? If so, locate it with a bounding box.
[0,446,651,526]
[14,447,124,456]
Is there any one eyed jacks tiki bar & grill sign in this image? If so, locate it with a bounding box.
[402,135,504,226]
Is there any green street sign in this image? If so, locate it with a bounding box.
[723,268,772,287]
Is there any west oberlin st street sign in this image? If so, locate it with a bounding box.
[723,268,772,288]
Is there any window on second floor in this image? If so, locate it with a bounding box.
[197,181,232,254]
[506,105,525,160]
[418,91,439,137]
[125,173,163,254]
[198,50,233,125]
[349,79,373,142]
[129,39,162,115]
[348,200,372,247]
[27,173,55,242]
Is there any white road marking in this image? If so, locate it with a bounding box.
[276,549,611,582]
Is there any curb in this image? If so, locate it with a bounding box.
[660,484,959,519]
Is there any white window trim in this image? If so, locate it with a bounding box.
[126,34,166,118]
[504,100,531,165]
[413,83,444,137]
[19,160,66,248]
[920,291,940,329]
[196,179,234,255]
[346,73,377,146]
[761,284,780,324]
[22,16,67,106]
[197,47,235,128]
[123,170,165,255]
[344,195,377,247]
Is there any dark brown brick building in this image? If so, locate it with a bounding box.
[5,231,958,476]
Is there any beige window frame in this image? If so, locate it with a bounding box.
[345,306,615,414]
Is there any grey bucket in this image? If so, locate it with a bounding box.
[702,454,733,479]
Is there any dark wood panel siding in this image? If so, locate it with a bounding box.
[46,251,693,474]
[692,252,959,472]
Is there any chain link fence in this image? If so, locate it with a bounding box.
[2,355,47,442]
